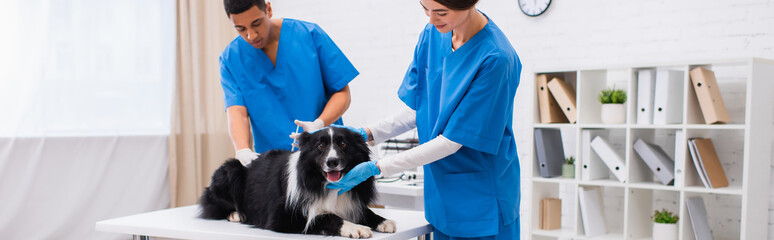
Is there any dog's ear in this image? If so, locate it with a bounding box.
[297,132,312,147]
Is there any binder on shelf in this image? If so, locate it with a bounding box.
[633,139,676,185]
[581,130,609,181]
[674,130,686,187]
[686,197,713,240]
[590,136,627,183]
[537,74,569,123]
[534,129,566,178]
[691,138,729,188]
[539,198,562,230]
[688,140,710,188]
[690,67,731,124]
[653,70,684,124]
[547,77,577,123]
[578,187,607,237]
[636,69,656,124]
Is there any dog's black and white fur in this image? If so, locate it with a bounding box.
[199,127,395,238]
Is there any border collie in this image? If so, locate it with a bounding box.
[199,127,396,238]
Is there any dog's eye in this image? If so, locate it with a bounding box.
[317,143,324,150]
[338,141,346,148]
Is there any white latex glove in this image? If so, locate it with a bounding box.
[235,148,259,166]
[374,135,461,176]
[295,119,325,132]
[290,119,325,142]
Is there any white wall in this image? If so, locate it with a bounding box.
[270,0,774,237]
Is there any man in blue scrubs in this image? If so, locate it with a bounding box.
[219,0,358,166]
[327,0,521,239]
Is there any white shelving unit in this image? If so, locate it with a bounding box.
[526,58,774,240]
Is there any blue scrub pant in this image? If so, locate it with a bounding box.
[432,217,520,240]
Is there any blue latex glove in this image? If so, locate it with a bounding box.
[327,161,381,195]
[329,124,368,142]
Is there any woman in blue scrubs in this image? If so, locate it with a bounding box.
[327,0,521,239]
[219,0,358,165]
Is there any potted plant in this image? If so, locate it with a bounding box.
[652,208,678,240]
[599,87,627,124]
[562,156,575,178]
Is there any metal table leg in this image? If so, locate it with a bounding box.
[133,235,149,240]
[418,232,431,240]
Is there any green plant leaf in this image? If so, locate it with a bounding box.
[652,208,679,223]
[565,156,575,164]
[598,88,627,104]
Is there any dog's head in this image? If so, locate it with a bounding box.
[296,126,371,183]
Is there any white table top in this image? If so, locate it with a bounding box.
[96,205,431,240]
[375,180,423,196]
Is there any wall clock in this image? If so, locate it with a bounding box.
[518,0,551,17]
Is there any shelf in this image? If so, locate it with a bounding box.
[682,129,745,192]
[682,185,743,195]
[630,124,745,129]
[535,58,768,73]
[533,123,576,128]
[681,193,743,240]
[575,124,748,130]
[578,179,626,188]
[533,176,576,184]
[630,124,683,129]
[578,124,629,129]
[531,228,576,238]
[527,59,774,240]
[626,188,680,239]
[627,182,679,191]
[577,232,624,240]
[684,124,745,130]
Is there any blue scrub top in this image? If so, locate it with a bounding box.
[398,14,521,237]
[219,19,358,153]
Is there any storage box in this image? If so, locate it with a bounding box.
[540,198,562,230]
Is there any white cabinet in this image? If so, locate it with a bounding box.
[526,58,774,240]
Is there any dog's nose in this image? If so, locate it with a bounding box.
[326,158,340,168]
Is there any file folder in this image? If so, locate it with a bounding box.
[590,136,627,183]
[636,69,656,124]
[653,70,684,124]
[581,130,609,181]
[686,197,713,240]
[633,139,675,185]
[535,129,565,178]
[547,77,577,123]
[537,74,569,123]
[674,130,686,187]
[690,67,731,124]
[539,198,562,230]
[579,187,607,237]
[688,139,710,188]
[692,138,729,188]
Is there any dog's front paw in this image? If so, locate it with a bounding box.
[375,219,396,233]
[227,212,241,222]
[341,220,373,238]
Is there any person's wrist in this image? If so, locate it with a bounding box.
[354,127,368,142]
[313,118,324,128]
[365,128,374,142]
[371,161,382,175]
[236,148,252,154]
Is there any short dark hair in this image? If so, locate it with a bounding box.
[433,0,478,10]
[223,0,267,16]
